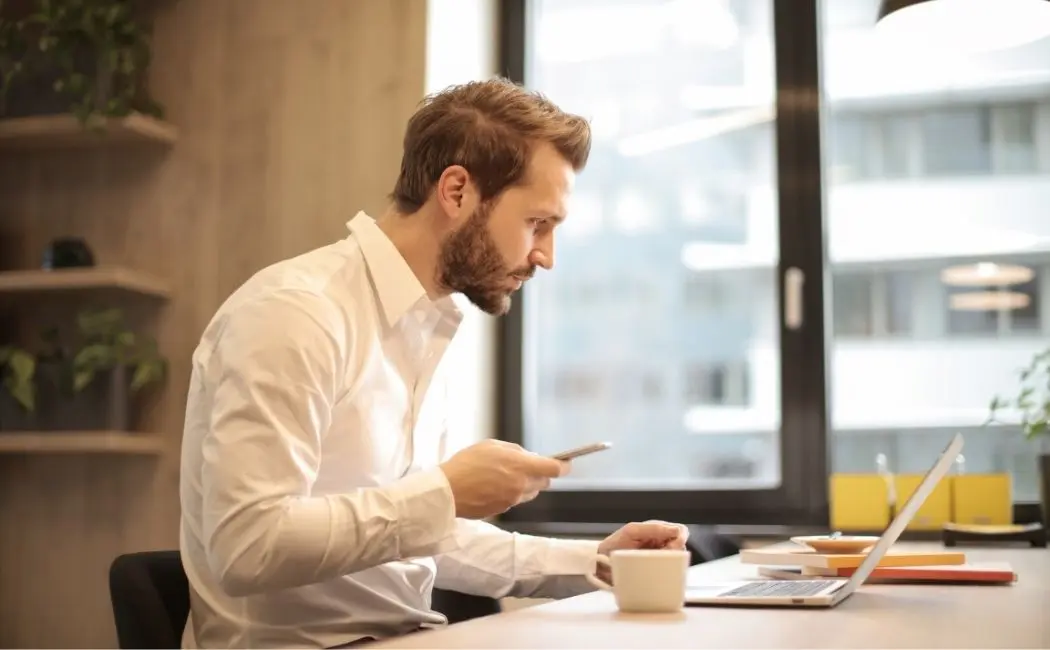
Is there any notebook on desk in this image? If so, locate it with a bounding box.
[757,562,1017,584]
[684,432,964,608]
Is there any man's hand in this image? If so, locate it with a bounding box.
[595,521,690,584]
[440,440,569,519]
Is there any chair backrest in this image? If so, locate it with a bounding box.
[686,525,742,564]
[109,550,190,649]
[431,587,501,624]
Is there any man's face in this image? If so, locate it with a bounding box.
[438,143,574,315]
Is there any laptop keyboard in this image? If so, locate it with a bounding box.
[719,580,839,598]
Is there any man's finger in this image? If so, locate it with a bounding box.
[527,476,552,492]
[629,520,685,540]
[518,488,540,504]
[522,455,570,478]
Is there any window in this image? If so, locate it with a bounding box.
[831,270,916,339]
[499,0,1048,526]
[498,0,826,525]
[821,0,1050,505]
[684,362,750,406]
[921,107,992,176]
[830,103,1040,181]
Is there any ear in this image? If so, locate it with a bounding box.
[434,165,476,222]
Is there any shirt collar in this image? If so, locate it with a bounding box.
[346,211,462,329]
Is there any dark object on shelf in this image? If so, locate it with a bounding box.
[942,522,1047,548]
[42,237,95,269]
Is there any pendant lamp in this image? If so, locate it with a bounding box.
[876,0,1050,52]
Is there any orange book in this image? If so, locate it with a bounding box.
[740,547,966,569]
[758,562,1016,584]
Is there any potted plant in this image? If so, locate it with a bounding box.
[58,307,166,431]
[986,347,1050,525]
[1,0,164,124]
[0,343,37,431]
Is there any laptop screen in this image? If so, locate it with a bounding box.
[838,433,965,595]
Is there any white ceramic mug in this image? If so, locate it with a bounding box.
[585,549,690,613]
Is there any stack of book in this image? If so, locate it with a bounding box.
[741,547,1017,584]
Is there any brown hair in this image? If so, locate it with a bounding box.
[390,77,592,213]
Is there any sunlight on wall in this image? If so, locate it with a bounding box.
[425,0,500,452]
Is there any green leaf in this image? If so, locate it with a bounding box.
[7,376,34,412]
[7,349,35,383]
[1,347,36,412]
[73,369,94,392]
[116,330,135,349]
[73,342,115,369]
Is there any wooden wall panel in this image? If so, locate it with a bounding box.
[0,1,428,646]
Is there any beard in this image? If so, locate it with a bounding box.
[437,201,534,315]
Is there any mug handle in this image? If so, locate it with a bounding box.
[585,554,613,590]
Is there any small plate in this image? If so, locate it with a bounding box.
[790,535,880,554]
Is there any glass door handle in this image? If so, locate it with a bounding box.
[784,267,804,330]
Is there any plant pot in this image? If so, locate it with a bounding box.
[2,61,70,118]
[44,365,132,432]
[33,358,71,432]
[3,49,117,120]
[0,392,38,432]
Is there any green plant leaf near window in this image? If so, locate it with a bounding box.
[71,307,166,393]
[0,344,37,412]
[986,347,1050,442]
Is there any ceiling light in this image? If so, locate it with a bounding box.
[876,0,1050,53]
[939,262,1035,286]
[949,290,1030,311]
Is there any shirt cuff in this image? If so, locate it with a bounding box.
[390,467,461,558]
[540,538,602,576]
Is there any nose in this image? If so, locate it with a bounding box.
[529,238,555,271]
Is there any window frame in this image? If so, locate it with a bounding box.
[494,0,1042,528]
[494,0,831,527]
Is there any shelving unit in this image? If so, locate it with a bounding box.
[0,431,165,455]
[0,266,171,299]
[0,112,178,149]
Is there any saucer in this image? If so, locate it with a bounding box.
[790,534,880,554]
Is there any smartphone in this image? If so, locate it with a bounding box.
[551,441,613,461]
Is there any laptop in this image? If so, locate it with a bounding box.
[684,432,964,608]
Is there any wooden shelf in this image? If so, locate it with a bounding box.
[0,266,170,299]
[0,431,165,455]
[0,112,178,149]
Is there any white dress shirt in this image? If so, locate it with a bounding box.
[178,211,599,649]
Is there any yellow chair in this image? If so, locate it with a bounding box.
[951,473,1012,525]
[829,474,892,531]
[895,474,952,530]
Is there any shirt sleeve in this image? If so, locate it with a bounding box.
[200,289,460,597]
[432,519,601,600]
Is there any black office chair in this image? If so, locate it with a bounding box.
[686,525,742,564]
[108,548,497,645]
[109,550,190,649]
[431,587,501,624]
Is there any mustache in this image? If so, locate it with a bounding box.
[511,266,536,280]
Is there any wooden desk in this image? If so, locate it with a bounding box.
[368,543,1050,649]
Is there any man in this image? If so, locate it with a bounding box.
[179,78,688,649]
